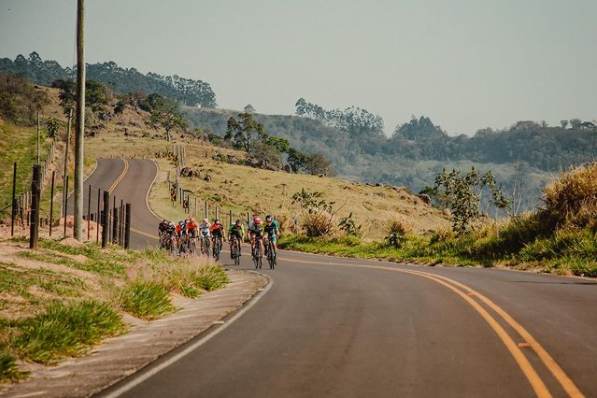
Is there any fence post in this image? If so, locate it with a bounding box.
[63,176,69,237]
[49,171,55,236]
[124,203,131,249]
[112,207,119,244]
[102,191,109,248]
[96,188,100,243]
[29,166,41,249]
[11,162,17,237]
[87,184,91,240]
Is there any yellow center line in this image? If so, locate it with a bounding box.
[280,256,582,397]
[415,270,584,398]
[108,159,129,194]
[130,227,159,240]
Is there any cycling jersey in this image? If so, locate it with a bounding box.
[158,221,170,233]
[210,223,224,238]
[175,223,186,236]
[264,221,279,242]
[229,224,245,239]
[187,221,198,237]
[199,222,211,237]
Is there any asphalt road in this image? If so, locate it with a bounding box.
[88,158,596,398]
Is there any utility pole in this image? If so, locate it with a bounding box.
[74,0,86,241]
[36,111,40,165]
[62,109,73,219]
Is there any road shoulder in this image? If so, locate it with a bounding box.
[2,270,268,398]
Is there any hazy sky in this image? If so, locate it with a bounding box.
[1,0,596,136]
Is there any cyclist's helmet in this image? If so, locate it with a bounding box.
[253,216,262,225]
[203,218,209,224]
[214,219,221,225]
[265,215,272,224]
[235,219,242,226]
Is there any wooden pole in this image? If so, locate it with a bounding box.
[62,109,72,219]
[63,176,69,237]
[124,203,131,249]
[36,111,40,165]
[102,191,109,248]
[87,184,91,240]
[74,0,86,241]
[11,162,17,237]
[96,188,100,243]
[49,171,55,236]
[30,166,41,249]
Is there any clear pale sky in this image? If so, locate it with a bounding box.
[1,0,596,136]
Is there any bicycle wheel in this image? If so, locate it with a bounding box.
[253,245,260,269]
[190,238,196,255]
[268,241,276,270]
[234,241,240,266]
[214,240,221,262]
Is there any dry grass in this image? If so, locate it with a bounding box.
[95,136,451,239]
[542,163,597,229]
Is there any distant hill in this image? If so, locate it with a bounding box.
[184,102,597,213]
[0,52,217,108]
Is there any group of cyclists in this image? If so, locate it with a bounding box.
[158,214,279,268]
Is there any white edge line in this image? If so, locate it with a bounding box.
[146,159,162,222]
[101,273,273,398]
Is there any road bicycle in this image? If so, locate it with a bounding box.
[164,233,175,255]
[266,238,276,270]
[230,237,241,266]
[252,238,263,269]
[201,235,211,257]
[188,234,197,255]
[213,237,222,262]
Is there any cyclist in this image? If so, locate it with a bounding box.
[158,219,170,247]
[199,218,211,254]
[187,217,199,239]
[263,215,279,256]
[210,219,225,257]
[228,219,245,258]
[175,220,187,255]
[164,221,176,252]
[248,216,264,257]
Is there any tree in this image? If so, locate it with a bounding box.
[224,112,265,151]
[433,168,510,233]
[264,136,291,153]
[250,142,283,169]
[287,148,310,173]
[570,118,582,129]
[307,153,333,176]
[52,79,76,116]
[46,118,60,138]
[243,104,256,113]
[148,94,186,141]
[560,120,569,129]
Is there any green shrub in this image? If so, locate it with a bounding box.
[13,300,123,364]
[0,352,28,382]
[384,219,411,248]
[119,280,174,320]
[194,266,229,291]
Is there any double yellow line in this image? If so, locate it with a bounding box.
[108,159,129,194]
[281,257,584,398]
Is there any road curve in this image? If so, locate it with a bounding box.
[85,158,596,398]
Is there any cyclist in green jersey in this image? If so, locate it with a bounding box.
[263,215,279,256]
[228,219,245,257]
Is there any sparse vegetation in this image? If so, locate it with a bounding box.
[281,162,597,277]
[0,237,228,383]
[119,281,174,320]
[12,300,124,365]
